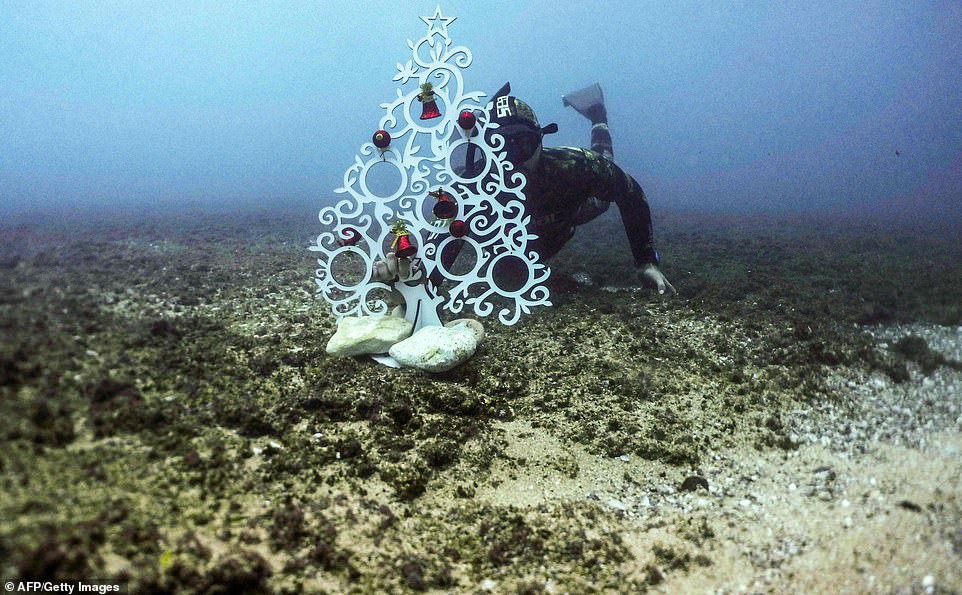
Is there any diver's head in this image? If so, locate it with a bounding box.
[487,83,558,170]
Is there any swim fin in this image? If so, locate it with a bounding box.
[562,83,606,124]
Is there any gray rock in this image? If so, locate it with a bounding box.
[389,323,478,372]
[326,315,413,356]
[679,475,710,492]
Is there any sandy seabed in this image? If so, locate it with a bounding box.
[1,206,960,593]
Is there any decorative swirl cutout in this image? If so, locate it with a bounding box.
[449,48,471,68]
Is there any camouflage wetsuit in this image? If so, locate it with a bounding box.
[433,107,658,287]
[522,144,658,267]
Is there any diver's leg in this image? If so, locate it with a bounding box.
[587,99,613,160]
[563,83,613,159]
[565,84,613,225]
[590,121,613,161]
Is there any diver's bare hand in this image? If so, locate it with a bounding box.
[372,252,412,283]
[639,263,676,296]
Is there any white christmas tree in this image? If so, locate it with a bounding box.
[310,6,550,334]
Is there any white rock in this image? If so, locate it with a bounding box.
[445,318,485,342]
[389,324,478,372]
[326,315,413,356]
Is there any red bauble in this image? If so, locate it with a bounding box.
[457,110,477,130]
[372,130,391,149]
[337,227,361,246]
[449,219,468,238]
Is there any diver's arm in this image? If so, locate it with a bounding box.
[614,185,674,294]
[586,153,657,266]
[613,182,658,267]
[589,155,675,294]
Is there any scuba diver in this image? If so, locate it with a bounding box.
[374,82,675,295]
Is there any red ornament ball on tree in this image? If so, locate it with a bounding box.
[457,110,477,130]
[449,219,468,238]
[372,130,391,149]
[337,227,361,246]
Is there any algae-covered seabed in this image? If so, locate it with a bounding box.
[1,207,960,593]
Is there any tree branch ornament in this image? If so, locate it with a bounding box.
[310,6,551,350]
